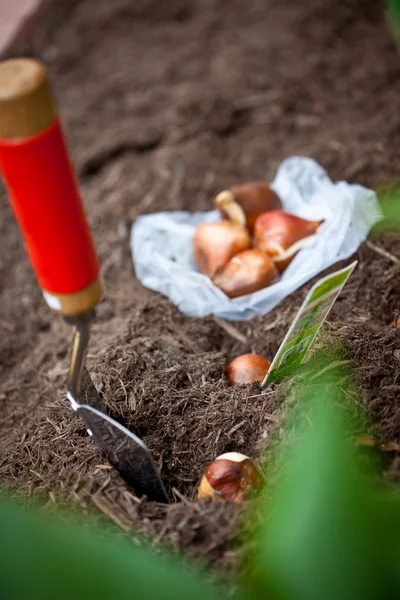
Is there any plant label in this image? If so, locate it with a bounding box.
[263,261,357,385]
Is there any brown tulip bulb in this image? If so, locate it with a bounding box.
[214,182,282,230]
[193,221,251,278]
[226,353,271,385]
[197,452,262,503]
[389,316,400,328]
[254,210,323,272]
[212,248,279,298]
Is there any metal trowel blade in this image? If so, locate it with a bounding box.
[77,404,169,503]
[70,367,169,503]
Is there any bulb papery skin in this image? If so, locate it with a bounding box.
[193,221,251,278]
[254,210,323,272]
[215,182,282,230]
[197,453,262,503]
[212,249,279,298]
[225,354,271,385]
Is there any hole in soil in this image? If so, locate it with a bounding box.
[93,341,278,498]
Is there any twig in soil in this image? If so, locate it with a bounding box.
[91,492,132,532]
[263,413,279,423]
[131,180,164,219]
[354,436,400,453]
[246,391,273,400]
[227,419,247,436]
[123,489,143,504]
[45,416,62,434]
[172,487,191,505]
[213,316,247,343]
[365,240,400,265]
[152,522,170,546]
[233,90,281,110]
[245,404,278,423]
[0,320,14,332]
[96,475,112,495]
[29,469,44,481]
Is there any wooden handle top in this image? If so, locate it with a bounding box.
[0,58,56,140]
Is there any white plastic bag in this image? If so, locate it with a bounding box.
[131,157,381,320]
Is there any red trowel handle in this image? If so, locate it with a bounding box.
[0,58,102,316]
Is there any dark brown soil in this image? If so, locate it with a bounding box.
[1,0,400,572]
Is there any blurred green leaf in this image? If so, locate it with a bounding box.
[375,490,400,590]
[371,182,400,234]
[0,499,232,600]
[387,0,400,49]
[246,357,400,600]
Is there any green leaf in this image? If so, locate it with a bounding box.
[371,182,400,234]
[0,498,231,600]
[374,489,400,590]
[386,0,400,50]
[247,358,400,600]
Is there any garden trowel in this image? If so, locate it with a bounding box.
[0,58,168,503]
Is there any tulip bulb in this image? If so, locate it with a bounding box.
[389,316,400,328]
[254,210,323,272]
[197,452,262,503]
[193,221,251,278]
[212,248,279,298]
[226,353,271,385]
[214,182,282,230]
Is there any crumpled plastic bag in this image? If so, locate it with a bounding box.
[131,157,381,320]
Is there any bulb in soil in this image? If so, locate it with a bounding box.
[254,210,323,272]
[214,182,282,231]
[212,248,279,298]
[197,452,262,503]
[226,353,271,385]
[389,316,400,327]
[193,221,251,278]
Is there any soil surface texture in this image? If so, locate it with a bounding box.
[0,0,399,571]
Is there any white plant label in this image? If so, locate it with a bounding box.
[263,261,357,385]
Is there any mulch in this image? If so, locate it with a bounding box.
[0,0,399,571]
